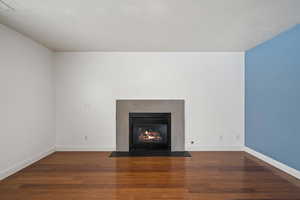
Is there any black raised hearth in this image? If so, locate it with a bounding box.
[129,113,171,152]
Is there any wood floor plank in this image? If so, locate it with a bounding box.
[0,151,299,200]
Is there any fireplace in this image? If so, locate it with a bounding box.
[111,100,190,157]
[129,113,171,152]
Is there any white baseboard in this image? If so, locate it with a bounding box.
[0,147,55,181]
[187,145,244,151]
[244,147,300,180]
[55,145,115,151]
[56,145,243,152]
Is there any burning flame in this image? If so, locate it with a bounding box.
[139,130,162,142]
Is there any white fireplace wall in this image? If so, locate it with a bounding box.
[54,52,244,151]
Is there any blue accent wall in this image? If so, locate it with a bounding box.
[245,24,300,171]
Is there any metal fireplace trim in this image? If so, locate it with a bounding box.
[129,112,171,152]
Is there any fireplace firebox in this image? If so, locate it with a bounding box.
[129,113,171,152]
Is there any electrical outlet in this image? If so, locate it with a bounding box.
[219,135,223,141]
[84,136,88,141]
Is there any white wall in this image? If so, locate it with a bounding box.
[54,52,244,151]
[0,25,55,179]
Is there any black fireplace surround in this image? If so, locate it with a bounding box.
[129,113,171,152]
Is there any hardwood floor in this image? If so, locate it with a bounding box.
[0,152,300,200]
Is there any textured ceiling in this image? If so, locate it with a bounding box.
[0,0,300,51]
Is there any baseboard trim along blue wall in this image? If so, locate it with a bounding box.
[245,24,300,171]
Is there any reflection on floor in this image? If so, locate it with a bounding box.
[0,152,300,200]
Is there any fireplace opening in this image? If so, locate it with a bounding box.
[129,113,171,152]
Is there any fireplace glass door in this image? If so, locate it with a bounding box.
[129,113,171,152]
